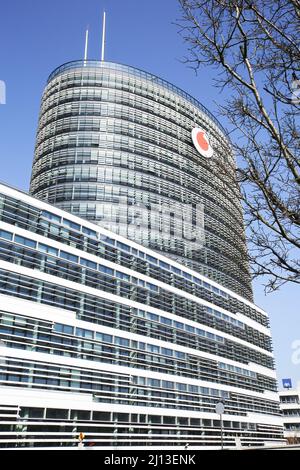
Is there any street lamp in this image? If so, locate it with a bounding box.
[215,401,225,450]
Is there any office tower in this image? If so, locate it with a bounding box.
[30,61,252,301]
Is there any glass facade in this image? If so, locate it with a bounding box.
[0,60,284,449]
[30,60,252,301]
[0,183,284,448]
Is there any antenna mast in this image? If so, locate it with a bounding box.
[84,27,89,65]
[101,11,106,61]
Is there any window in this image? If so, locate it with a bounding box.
[60,251,78,263]
[149,415,161,424]
[116,271,129,281]
[80,258,97,270]
[41,210,61,223]
[148,313,159,321]
[146,283,158,292]
[197,329,205,336]
[96,332,112,343]
[54,323,74,335]
[171,266,181,275]
[146,254,157,264]
[175,351,185,359]
[177,383,187,391]
[46,409,68,419]
[220,290,228,298]
[82,226,97,238]
[183,272,192,280]
[161,348,173,356]
[14,235,36,249]
[162,381,174,389]
[178,417,188,425]
[39,243,58,256]
[76,328,93,339]
[63,218,80,231]
[148,344,159,354]
[25,408,44,419]
[161,317,172,326]
[149,378,160,387]
[0,229,12,241]
[214,310,222,318]
[159,260,170,270]
[190,418,200,426]
[113,413,129,422]
[115,337,129,347]
[71,410,90,420]
[163,416,175,424]
[99,265,114,276]
[201,419,211,427]
[93,411,110,421]
[100,235,115,245]
[185,325,195,333]
[116,241,130,252]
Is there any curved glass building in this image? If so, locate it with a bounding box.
[30,61,252,301]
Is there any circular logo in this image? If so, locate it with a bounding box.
[191,128,213,158]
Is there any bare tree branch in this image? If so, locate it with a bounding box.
[177,0,300,292]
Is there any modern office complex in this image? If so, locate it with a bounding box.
[0,60,284,448]
[0,183,283,448]
[30,61,252,301]
[279,389,300,443]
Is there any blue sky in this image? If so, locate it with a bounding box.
[0,0,299,389]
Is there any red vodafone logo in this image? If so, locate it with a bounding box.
[191,128,213,158]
